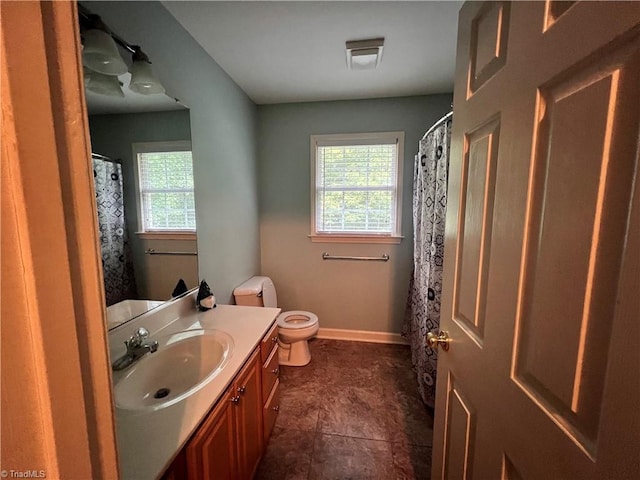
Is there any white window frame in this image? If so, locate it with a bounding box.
[310,131,404,244]
[132,140,196,239]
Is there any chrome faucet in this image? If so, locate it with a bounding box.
[112,327,158,371]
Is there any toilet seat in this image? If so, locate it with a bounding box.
[277,310,318,329]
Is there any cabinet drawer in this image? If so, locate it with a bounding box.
[261,345,279,403]
[260,322,278,364]
[263,378,280,444]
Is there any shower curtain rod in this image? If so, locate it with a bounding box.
[92,152,121,164]
[422,111,453,140]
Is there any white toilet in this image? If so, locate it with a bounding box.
[233,276,319,366]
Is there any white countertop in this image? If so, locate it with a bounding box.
[107,299,164,328]
[111,302,280,480]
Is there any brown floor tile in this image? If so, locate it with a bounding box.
[378,363,423,399]
[254,427,314,480]
[309,434,395,480]
[280,361,325,388]
[317,385,389,441]
[314,339,409,361]
[392,443,432,480]
[386,389,434,447]
[275,380,322,432]
[257,339,434,479]
[319,362,384,388]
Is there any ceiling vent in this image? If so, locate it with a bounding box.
[346,38,384,70]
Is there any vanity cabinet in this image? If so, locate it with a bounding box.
[160,324,278,480]
[186,389,237,479]
[263,378,280,444]
[260,322,278,363]
[232,348,263,480]
[260,324,280,443]
[185,349,262,480]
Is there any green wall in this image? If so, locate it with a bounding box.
[88,109,193,298]
[88,109,192,244]
[88,1,260,303]
[257,94,453,333]
[86,2,454,329]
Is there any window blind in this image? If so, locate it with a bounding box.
[137,150,196,231]
[316,141,398,234]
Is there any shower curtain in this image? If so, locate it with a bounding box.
[402,115,452,408]
[92,156,137,306]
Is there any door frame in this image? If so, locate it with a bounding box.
[1,1,118,478]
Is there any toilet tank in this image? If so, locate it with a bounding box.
[233,276,278,308]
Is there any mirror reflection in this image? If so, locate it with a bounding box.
[82,9,198,329]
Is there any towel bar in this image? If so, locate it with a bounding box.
[144,249,197,256]
[321,252,389,262]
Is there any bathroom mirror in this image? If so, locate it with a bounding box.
[81,7,198,330]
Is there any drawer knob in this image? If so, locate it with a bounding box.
[272,405,280,412]
[237,385,246,394]
[271,336,278,343]
[230,395,241,404]
[271,368,279,376]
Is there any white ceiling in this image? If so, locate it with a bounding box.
[163,1,462,105]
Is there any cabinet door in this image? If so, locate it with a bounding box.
[160,449,187,480]
[233,349,263,480]
[186,390,237,480]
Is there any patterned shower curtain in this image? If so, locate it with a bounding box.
[402,115,452,408]
[93,156,137,306]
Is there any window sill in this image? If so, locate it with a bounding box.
[309,234,403,244]
[136,231,197,241]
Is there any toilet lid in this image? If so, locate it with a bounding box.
[277,310,318,329]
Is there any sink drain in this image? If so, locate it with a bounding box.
[154,388,170,399]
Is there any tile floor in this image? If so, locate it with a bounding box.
[255,339,434,479]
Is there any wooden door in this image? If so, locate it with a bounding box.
[186,389,237,480]
[233,349,263,480]
[433,2,640,479]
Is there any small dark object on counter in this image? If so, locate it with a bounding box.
[197,280,216,311]
[171,278,188,298]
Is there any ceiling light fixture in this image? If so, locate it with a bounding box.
[346,38,384,70]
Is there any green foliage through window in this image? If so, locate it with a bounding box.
[138,150,195,231]
[315,140,399,235]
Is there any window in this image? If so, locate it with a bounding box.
[132,141,195,234]
[310,132,404,243]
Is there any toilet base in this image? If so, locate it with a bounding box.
[278,339,311,367]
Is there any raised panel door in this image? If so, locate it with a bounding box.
[186,390,237,480]
[433,2,640,478]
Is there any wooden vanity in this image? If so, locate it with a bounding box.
[110,300,281,480]
[160,322,280,480]
[260,322,281,446]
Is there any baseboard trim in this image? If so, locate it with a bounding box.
[315,328,409,345]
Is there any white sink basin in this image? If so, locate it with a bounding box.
[115,329,234,412]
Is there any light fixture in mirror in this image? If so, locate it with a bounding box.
[83,55,197,331]
[79,4,165,98]
[129,47,166,95]
[82,26,128,75]
[84,67,125,97]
